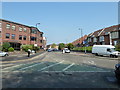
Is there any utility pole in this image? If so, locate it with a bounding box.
[78,28,83,47]
[35,23,40,53]
[79,28,86,54]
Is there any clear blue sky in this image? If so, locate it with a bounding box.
[2,2,118,45]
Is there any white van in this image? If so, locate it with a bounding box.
[92,45,119,58]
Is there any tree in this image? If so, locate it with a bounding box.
[51,43,56,48]
[58,43,65,50]
[66,43,74,50]
[2,42,11,51]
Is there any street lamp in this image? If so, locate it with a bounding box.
[79,28,86,54]
[34,23,40,53]
[78,28,83,46]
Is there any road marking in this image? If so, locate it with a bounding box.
[62,63,75,71]
[18,61,46,70]
[83,60,96,65]
[38,60,64,72]
[2,64,25,70]
[42,71,111,73]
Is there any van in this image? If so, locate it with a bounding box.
[92,45,119,58]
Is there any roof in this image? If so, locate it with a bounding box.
[72,35,88,45]
[0,18,43,33]
[87,24,119,38]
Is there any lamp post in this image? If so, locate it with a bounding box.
[78,28,83,47]
[79,28,86,54]
[34,23,40,53]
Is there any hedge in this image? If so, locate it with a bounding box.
[72,46,93,52]
[8,47,14,52]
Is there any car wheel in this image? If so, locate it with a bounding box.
[110,54,113,58]
[95,53,98,56]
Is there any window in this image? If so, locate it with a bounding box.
[93,37,97,42]
[87,38,91,42]
[6,24,10,29]
[19,35,22,40]
[31,29,37,34]
[11,34,15,39]
[40,34,43,37]
[6,33,10,38]
[30,36,36,41]
[12,25,16,30]
[23,36,26,40]
[40,40,43,43]
[111,31,119,39]
[99,36,104,42]
[23,28,27,32]
[19,27,22,32]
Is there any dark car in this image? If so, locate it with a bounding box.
[115,63,120,81]
[47,49,52,52]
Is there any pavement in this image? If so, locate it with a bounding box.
[1,51,120,88]
[1,50,46,62]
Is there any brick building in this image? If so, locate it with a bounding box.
[87,24,120,46]
[0,19,45,50]
[72,35,88,46]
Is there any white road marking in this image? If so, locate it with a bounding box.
[38,60,64,72]
[83,60,96,65]
[42,71,111,73]
[18,61,46,70]
[62,63,75,71]
[2,64,25,70]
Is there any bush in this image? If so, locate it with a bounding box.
[8,47,14,52]
[21,45,33,52]
[115,45,120,52]
[58,43,65,50]
[72,46,93,52]
[2,42,10,52]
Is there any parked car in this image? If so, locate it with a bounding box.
[0,51,9,57]
[47,49,52,52]
[31,50,35,53]
[115,63,120,81]
[63,48,70,53]
[92,45,119,58]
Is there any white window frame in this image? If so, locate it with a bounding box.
[6,24,10,29]
[93,37,97,42]
[19,27,22,32]
[111,31,119,39]
[99,36,104,42]
[23,28,27,32]
[12,25,16,30]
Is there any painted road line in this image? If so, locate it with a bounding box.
[18,61,46,71]
[2,64,25,70]
[42,71,111,73]
[62,63,75,71]
[38,60,64,72]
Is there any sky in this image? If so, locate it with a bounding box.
[2,2,118,45]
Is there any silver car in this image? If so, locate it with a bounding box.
[0,51,9,57]
[63,48,70,53]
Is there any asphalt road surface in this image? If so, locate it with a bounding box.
[1,51,120,88]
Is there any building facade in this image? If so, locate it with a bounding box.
[87,25,120,46]
[0,19,45,50]
[72,35,88,47]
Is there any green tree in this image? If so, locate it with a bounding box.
[67,43,74,50]
[2,42,10,51]
[51,43,56,48]
[58,43,65,50]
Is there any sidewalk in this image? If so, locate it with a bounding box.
[2,50,46,62]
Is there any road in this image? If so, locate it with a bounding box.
[1,51,120,88]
